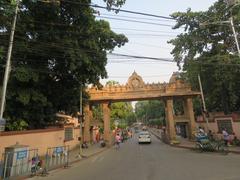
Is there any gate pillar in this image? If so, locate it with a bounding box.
[83,104,92,143]
[102,102,112,146]
[165,98,176,142]
[184,97,196,139]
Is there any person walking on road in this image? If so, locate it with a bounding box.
[115,133,121,150]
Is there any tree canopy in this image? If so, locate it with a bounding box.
[135,100,165,126]
[110,102,135,128]
[0,0,128,130]
[169,0,240,113]
[104,81,136,128]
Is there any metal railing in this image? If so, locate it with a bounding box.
[44,145,69,173]
[1,149,38,179]
[0,145,70,179]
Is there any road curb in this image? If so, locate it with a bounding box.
[69,147,109,165]
[171,144,240,154]
[149,128,240,154]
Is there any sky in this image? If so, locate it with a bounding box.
[92,0,218,85]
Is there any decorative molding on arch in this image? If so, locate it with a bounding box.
[87,72,200,102]
[126,71,145,89]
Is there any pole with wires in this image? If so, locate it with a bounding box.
[229,17,240,57]
[78,85,83,158]
[0,0,19,119]
[198,74,209,131]
[225,0,240,56]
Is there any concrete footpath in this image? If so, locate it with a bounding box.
[68,143,108,163]
[149,127,240,154]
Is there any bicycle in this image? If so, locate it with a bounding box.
[195,135,229,155]
[216,140,229,155]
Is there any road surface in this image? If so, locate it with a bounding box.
[32,134,240,180]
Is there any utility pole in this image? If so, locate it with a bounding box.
[198,74,209,130]
[225,0,240,56]
[79,85,83,158]
[0,0,19,118]
[230,17,240,57]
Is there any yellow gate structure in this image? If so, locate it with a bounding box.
[84,72,201,144]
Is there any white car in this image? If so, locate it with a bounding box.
[138,131,151,144]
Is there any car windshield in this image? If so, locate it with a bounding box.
[139,131,150,135]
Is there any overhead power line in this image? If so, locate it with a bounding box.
[98,13,176,22]
[108,53,175,62]
[123,34,176,37]
[91,4,175,20]
[111,27,180,34]
[38,0,175,20]
[2,36,240,68]
[129,42,173,50]
[96,16,175,27]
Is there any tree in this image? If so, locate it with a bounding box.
[0,0,128,130]
[104,0,126,9]
[105,81,135,128]
[91,80,135,129]
[92,104,103,122]
[169,0,240,113]
[110,102,133,129]
[135,100,165,125]
[106,80,119,86]
[173,99,184,115]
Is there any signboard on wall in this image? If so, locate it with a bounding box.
[16,150,28,160]
[54,147,63,154]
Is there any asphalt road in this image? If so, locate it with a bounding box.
[32,134,240,180]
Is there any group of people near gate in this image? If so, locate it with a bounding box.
[195,126,236,146]
[114,129,133,146]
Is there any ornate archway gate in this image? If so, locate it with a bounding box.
[84,72,201,144]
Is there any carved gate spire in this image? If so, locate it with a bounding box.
[127,71,145,89]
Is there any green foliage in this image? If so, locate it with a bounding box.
[103,0,126,10]
[147,118,164,126]
[135,100,165,124]
[126,112,136,125]
[0,0,128,129]
[92,80,136,129]
[110,102,135,128]
[6,119,28,131]
[174,99,184,115]
[169,0,240,113]
[106,80,119,86]
[92,104,103,122]
[0,47,3,59]
[117,123,128,129]
[111,102,132,119]
[193,97,202,116]
[99,127,104,134]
